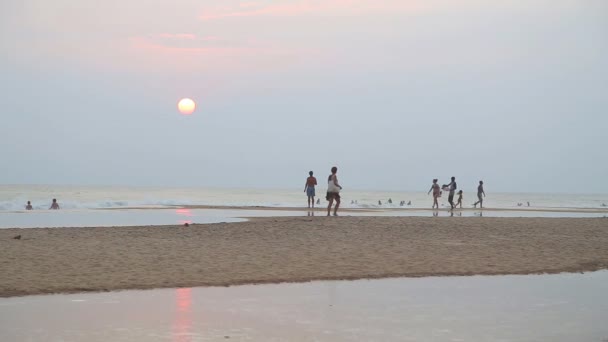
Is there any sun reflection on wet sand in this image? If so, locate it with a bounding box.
[173,288,193,342]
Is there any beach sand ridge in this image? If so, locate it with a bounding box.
[1,216,607,297]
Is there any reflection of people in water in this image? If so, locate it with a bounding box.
[432,210,439,217]
[26,201,33,210]
[50,199,60,210]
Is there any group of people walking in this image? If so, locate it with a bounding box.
[428,177,486,209]
[304,169,486,215]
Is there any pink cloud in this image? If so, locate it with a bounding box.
[129,35,251,55]
[153,34,223,45]
[158,33,197,40]
[199,0,360,21]
[197,0,434,21]
[127,34,321,64]
[122,34,325,74]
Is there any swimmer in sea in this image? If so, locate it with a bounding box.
[50,198,60,210]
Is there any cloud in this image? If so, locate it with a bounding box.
[158,33,198,40]
[197,0,445,22]
[199,0,367,21]
[124,33,325,73]
[129,34,264,54]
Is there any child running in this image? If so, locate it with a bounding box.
[455,190,463,208]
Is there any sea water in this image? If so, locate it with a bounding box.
[2,184,607,211]
[1,185,607,228]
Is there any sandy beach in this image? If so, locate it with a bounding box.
[1,216,607,297]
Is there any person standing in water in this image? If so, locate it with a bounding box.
[304,171,318,208]
[446,177,457,210]
[25,201,33,210]
[473,181,486,208]
[49,198,60,210]
[326,166,342,216]
[428,179,441,209]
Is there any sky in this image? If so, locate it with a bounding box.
[1,0,607,193]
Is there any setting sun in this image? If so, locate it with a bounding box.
[177,98,196,115]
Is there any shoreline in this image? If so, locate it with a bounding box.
[1,216,607,297]
[108,205,608,214]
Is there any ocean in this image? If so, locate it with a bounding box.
[1,185,607,228]
[1,184,607,211]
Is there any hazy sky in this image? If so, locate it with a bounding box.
[1,0,607,193]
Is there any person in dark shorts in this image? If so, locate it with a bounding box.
[326,166,342,216]
[473,181,486,208]
[304,171,318,208]
[446,177,457,210]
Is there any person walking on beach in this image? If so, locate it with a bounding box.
[428,179,441,209]
[455,190,463,208]
[446,177,457,209]
[304,171,318,208]
[25,201,33,210]
[326,166,342,216]
[473,181,486,208]
[49,198,60,210]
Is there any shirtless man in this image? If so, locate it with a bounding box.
[473,181,486,208]
[446,177,457,210]
[326,166,342,216]
[304,171,317,208]
[50,198,60,210]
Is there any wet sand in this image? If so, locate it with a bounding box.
[1,216,607,297]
